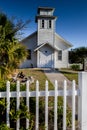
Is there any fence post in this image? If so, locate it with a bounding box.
[63,80,67,130]
[16,81,20,130]
[54,80,58,130]
[36,80,39,130]
[78,72,87,130]
[45,80,48,130]
[6,81,10,127]
[26,80,30,129]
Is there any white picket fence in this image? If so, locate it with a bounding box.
[0,72,87,130]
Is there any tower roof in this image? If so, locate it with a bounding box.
[36,6,57,22]
[37,7,55,14]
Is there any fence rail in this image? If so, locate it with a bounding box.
[0,72,87,130]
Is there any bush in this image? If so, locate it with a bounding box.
[70,64,80,71]
[0,124,11,130]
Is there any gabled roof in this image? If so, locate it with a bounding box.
[55,33,73,48]
[34,42,61,52]
[20,31,72,49]
[21,31,37,42]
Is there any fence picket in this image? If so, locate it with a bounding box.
[54,80,58,130]
[6,81,10,127]
[36,80,39,130]
[45,80,48,130]
[63,80,67,130]
[78,72,87,130]
[72,80,75,130]
[16,81,20,130]
[26,80,30,129]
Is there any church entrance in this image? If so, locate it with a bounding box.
[39,45,54,68]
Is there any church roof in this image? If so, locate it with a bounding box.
[38,7,55,14]
[21,31,73,50]
[21,31,37,42]
[21,31,72,48]
[34,42,61,51]
[55,33,73,48]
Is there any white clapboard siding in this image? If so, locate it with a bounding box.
[1,72,87,130]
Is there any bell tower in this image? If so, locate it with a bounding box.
[35,7,57,46]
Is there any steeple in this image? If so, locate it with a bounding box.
[35,7,57,46]
[35,7,57,23]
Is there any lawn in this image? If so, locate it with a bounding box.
[59,68,78,84]
[18,68,54,90]
[18,68,78,86]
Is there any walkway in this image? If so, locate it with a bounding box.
[43,68,72,89]
[43,68,77,110]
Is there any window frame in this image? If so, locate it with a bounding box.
[58,50,62,61]
[41,19,44,28]
[27,49,31,60]
[49,20,52,28]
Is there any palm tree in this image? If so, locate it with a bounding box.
[0,13,28,79]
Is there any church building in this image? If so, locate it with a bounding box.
[20,7,72,68]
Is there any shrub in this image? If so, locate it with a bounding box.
[0,124,11,130]
[70,64,80,71]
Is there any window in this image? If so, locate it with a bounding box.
[47,20,52,29]
[27,49,31,60]
[49,20,51,28]
[42,19,44,28]
[45,50,47,53]
[58,50,62,60]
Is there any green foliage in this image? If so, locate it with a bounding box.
[9,98,34,130]
[0,98,7,124]
[60,71,78,84]
[10,100,30,121]
[0,13,28,80]
[69,47,87,70]
[66,109,72,127]
[0,124,11,130]
[70,64,80,71]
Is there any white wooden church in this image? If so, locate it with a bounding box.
[20,7,72,68]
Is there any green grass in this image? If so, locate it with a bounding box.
[18,68,54,90]
[59,69,78,84]
[0,68,54,91]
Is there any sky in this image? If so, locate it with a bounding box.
[0,0,87,49]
